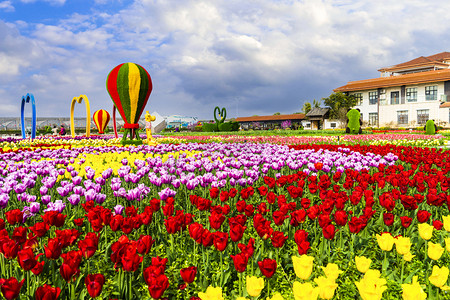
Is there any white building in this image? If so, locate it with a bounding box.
[335,52,450,128]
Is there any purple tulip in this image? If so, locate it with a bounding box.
[68,194,80,205]
[114,205,124,215]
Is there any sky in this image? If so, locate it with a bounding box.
[1,0,450,119]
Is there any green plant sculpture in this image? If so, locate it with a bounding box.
[425,119,436,135]
[202,106,239,132]
[346,109,362,134]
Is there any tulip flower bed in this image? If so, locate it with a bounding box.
[0,140,449,299]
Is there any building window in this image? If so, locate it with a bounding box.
[368,113,378,126]
[417,109,429,125]
[425,86,438,101]
[397,110,408,125]
[369,91,378,105]
[330,123,336,128]
[406,87,417,102]
[353,93,363,105]
[305,123,311,128]
[390,91,399,105]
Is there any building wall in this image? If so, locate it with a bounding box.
[351,82,447,127]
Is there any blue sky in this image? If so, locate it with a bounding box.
[1,0,450,119]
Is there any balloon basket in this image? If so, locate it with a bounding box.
[120,128,143,146]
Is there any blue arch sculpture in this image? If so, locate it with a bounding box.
[20,93,37,139]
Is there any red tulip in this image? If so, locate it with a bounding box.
[334,210,348,226]
[44,238,62,260]
[180,266,197,284]
[219,190,229,202]
[0,277,24,300]
[417,210,431,223]
[400,216,412,228]
[230,252,248,272]
[270,231,288,248]
[229,222,246,242]
[147,274,169,299]
[433,219,443,230]
[17,248,37,271]
[73,218,84,227]
[109,214,123,232]
[238,238,255,259]
[35,284,61,300]
[209,187,220,199]
[121,245,143,272]
[60,263,79,283]
[137,235,154,255]
[383,213,394,226]
[5,209,23,225]
[213,232,228,252]
[209,211,225,230]
[78,232,99,258]
[30,222,50,237]
[323,224,336,240]
[31,261,44,275]
[85,274,105,298]
[1,239,19,259]
[258,258,277,278]
[272,211,288,226]
[290,209,307,227]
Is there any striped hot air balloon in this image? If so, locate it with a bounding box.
[106,63,152,130]
[93,109,110,134]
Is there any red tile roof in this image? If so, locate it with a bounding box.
[235,114,305,122]
[378,52,450,72]
[335,69,450,92]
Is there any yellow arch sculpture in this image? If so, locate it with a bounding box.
[70,95,91,137]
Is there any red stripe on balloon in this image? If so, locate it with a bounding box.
[98,110,104,133]
[107,64,126,119]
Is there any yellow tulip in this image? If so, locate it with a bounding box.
[292,281,318,300]
[401,276,427,300]
[321,263,342,281]
[445,238,450,252]
[355,269,387,300]
[314,276,338,299]
[246,276,264,297]
[427,242,444,260]
[429,265,449,289]
[418,223,433,240]
[395,236,412,255]
[403,252,415,262]
[355,256,372,273]
[267,293,284,300]
[292,255,314,280]
[376,232,395,251]
[198,286,224,300]
[443,215,450,232]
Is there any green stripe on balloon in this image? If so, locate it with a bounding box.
[117,63,131,123]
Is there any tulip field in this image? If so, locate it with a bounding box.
[0,134,449,300]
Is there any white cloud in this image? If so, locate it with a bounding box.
[0,1,13,12]
[3,0,450,118]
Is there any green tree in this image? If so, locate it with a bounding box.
[313,99,321,108]
[273,112,281,115]
[322,92,358,120]
[302,102,312,114]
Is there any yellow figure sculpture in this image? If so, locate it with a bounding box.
[145,111,156,142]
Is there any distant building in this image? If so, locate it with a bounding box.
[235,114,306,130]
[335,52,450,128]
[165,115,198,128]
